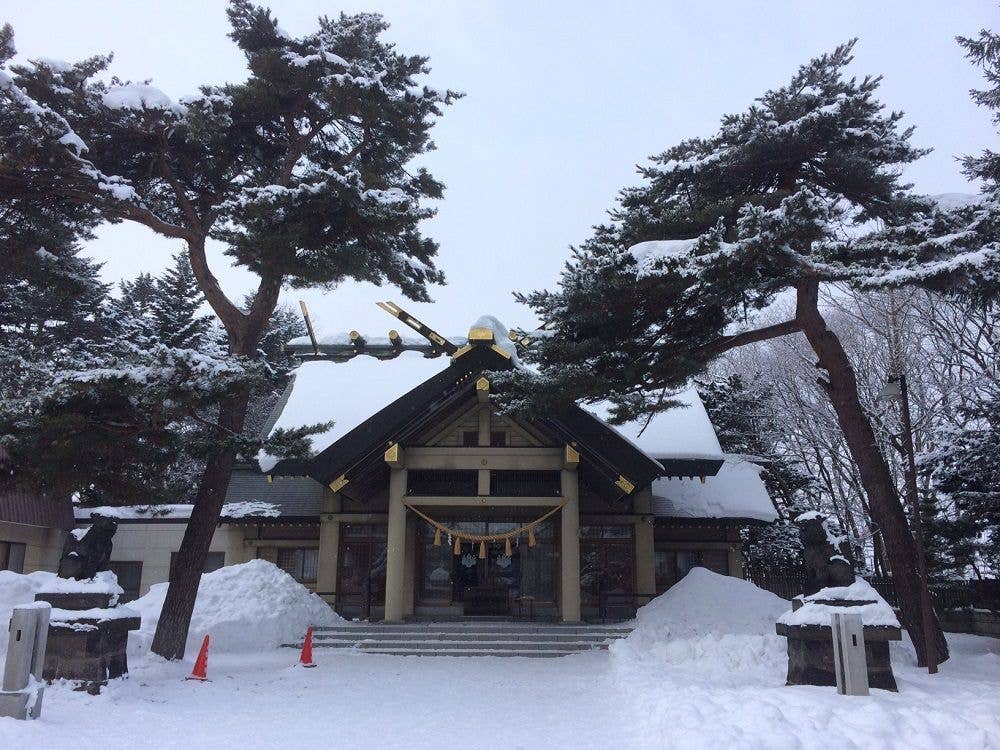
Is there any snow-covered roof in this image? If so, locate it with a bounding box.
[255,313,773,522]
[257,350,448,472]
[651,457,777,522]
[586,388,724,461]
[75,501,281,522]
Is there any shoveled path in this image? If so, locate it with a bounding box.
[2,649,642,750]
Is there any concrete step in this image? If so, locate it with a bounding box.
[295,621,631,657]
[312,639,607,651]
[313,631,622,644]
[354,649,591,657]
[313,623,632,635]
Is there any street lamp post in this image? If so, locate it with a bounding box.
[882,372,938,674]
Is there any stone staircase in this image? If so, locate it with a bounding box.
[299,621,632,657]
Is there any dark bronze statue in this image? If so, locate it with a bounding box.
[57,515,118,580]
[796,511,855,595]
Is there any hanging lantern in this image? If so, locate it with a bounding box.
[433,527,442,546]
[504,537,512,557]
[528,528,537,547]
[453,535,462,555]
[479,541,487,559]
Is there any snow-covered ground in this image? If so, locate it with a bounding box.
[1,567,997,749]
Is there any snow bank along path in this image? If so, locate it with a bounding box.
[128,559,343,656]
[1,561,342,660]
[613,569,1000,748]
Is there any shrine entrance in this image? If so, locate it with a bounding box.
[415,519,559,618]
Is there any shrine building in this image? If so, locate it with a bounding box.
[75,307,777,621]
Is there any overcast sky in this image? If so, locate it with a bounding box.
[5,1,997,337]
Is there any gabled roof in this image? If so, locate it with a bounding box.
[298,343,666,493]
[256,313,744,500]
[305,344,511,485]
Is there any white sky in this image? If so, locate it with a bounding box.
[5,0,997,338]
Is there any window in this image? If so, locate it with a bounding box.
[489,470,561,497]
[654,546,730,593]
[109,561,143,602]
[407,469,478,496]
[417,522,453,603]
[169,551,225,582]
[579,526,634,606]
[337,524,387,610]
[462,430,478,447]
[490,431,508,447]
[0,541,26,573]
[519,519,558,602]
[276,548,319,583]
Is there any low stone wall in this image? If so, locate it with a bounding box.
[940,608,1000,638]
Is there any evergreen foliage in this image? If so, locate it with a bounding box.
[0,1,457,658]
[505,41,941,418]
[151,251,211,349]
[872,27,1000,580]
[503,40,983,662]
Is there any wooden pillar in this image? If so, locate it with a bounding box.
[633,486,656,605]
[403,516,416,617]
[384,466,408,622]
[316,491,342,607]
[560,467,581,623]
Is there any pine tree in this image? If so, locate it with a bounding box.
[507,41,976,663]
[151,251,211,349]
[859,26,1000,580]
[0,2,458,658]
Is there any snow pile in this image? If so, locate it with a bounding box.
[128,560,343,656]
[612,568,788,674]
[778,578,900,628]
[0,570,123,658]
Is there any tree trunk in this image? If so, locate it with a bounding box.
[150,390,250,660]
[795,280,949,663]
[149,252,282,660]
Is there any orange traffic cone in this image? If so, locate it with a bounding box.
[186,635,210,681]
[299,626,317,668]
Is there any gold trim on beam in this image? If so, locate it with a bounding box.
[452,343,474,359]
[376,301,404,318]
[384,442,403,468]
[615,475,635,494]
[329,475,349,493]
[299,300,319,355]
[490,344,512,360]
[468,326,495,342]
[564,444,580,468]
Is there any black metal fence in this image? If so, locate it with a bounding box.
[746,571,1000,613]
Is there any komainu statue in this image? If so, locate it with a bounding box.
[57,515,118,580]
[795,510,855,596]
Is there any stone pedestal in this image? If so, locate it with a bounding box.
[775,598,901,691]
[34,592,140,695]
